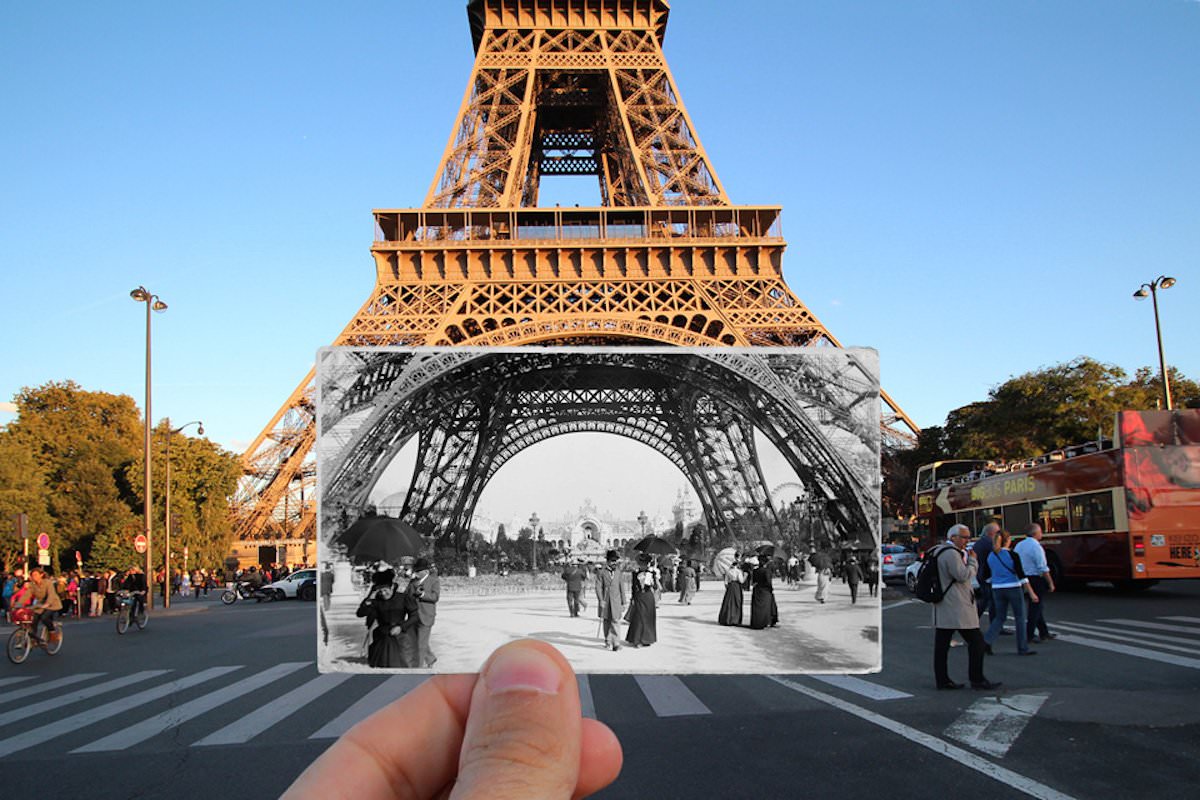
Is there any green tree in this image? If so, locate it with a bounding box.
[1113,366,1200,411]
[87,521,144,572]
[3,381,142,561]
[0,433,53,570]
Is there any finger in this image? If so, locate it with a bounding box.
[573,718,623,800]
[282,673,477,800]
[451,640,582,800]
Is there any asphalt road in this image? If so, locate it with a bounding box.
[1,579,1198,799]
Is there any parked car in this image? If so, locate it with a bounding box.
[263,569,317,600]
[296,576,316,601]
[880,544,916,584]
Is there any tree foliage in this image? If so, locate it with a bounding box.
[0,381,240,572]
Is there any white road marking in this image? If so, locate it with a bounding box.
[768,677,1076,800]
[0,670,171,727]
[1054,622,1200,655]
[193,671,353,746]
[1159,616,1200,625]
[74,663,311,752]
[1098,619,1200,636]
[884,598,918,611]
[0,666,240,759]
[578,675,596,719]
[310,673,427,739]
[0,677,34,690]
[944,694,1049,758]
[811,675,912,700]
[633,675,711,717]
[0,673,105,706]
[1056,634,1200,670]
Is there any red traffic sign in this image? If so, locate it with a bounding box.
[133,534,148,554]
[36,532,50,550]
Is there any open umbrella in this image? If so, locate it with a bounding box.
[755,543,783,559]
[633,535,677,556]
[710,546,737,580]
[338,516,426,564]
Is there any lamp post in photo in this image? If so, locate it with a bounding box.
[1133,276,1177,410]
[163,419,203,609]
[131,286,167,609]
[529,512,540,571]
[637,510,648,538]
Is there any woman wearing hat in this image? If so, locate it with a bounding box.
[749,556,779,629]
[625,553,658,647]
[717,555,747,626]
[355,569,417,668]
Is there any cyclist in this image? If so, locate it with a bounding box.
[120,565,148,619]
[22,568,63,644]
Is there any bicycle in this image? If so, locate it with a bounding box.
[116,590,148,634]
[6,607,64,664]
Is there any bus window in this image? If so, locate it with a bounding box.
[1032,497,1070,534]
[1070,492,1115,532]
[1003,502,1032,535]
[976,508,1002,532]
[917,466,934,493]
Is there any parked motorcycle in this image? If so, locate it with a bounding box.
[220,582,275,605]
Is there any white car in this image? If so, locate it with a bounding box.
[905,552,979,593]
[264,569,317,600]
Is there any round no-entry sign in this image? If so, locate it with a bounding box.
[133,534,148,554]
[36,532,50,550]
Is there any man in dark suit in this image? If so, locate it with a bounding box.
[560,561,586,617]
[409,557,441,668]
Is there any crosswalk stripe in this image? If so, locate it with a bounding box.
[0,666,240,759]
[310,674,427,739]
[0,670,170,728]
[632,675,711,717]
[0,673,105,706]
[193,672,353,746]
[578,675,596,719]
[1158,616,1200,625]
[1056,634,1200,670]
[767,677,1076,800]
[811,675,912,700]
[74,662,311,753]
[0,678,34,690]
[1097,619,1200,637]
[944,694,1049,758]
[1054,622,1200,655]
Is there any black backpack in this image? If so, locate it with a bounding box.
[913,545,952,603]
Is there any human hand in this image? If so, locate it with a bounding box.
[283,639,622,800]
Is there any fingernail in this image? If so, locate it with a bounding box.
[484,645,563,696]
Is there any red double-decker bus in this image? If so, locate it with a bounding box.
[914,409,1200,588]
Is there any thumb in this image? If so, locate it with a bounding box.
[450,640,581,800]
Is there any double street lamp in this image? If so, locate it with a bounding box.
[163,419,203,609]
[1133,276,1177,410]
[131,286,167,609]
[529,512,540,571]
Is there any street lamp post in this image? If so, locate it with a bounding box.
[131,286,167,609]
[638,510,648,538]
[163,419,203,609]
[1133,276,1177,411]
[529,512,540,571]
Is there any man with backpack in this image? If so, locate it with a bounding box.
[926,524,1001,691]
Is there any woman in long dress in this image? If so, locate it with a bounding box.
[625,556,658,647]
[717,559,745,626]
[749,558,779,629]
[356,569,415,668]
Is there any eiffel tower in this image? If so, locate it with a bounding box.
[230,0,918,553]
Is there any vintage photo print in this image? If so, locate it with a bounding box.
[316,347,881,674]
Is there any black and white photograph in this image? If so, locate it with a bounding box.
[316,347,881,674]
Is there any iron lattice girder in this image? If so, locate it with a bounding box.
[428,18,726,208]
[320,350,878,548]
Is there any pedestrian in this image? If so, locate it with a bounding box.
[356,569,414,668]
[104,569,119,613]
[972,521,1000,628]
[844,556,863,604]
[625,554,657,647]
[90,571,106,617]
[560,561,586,617]
[932,524,1000,690]
[813,551,831,604]
[717,558,745,626]
[1014,523,1057,643]
[749,555,779,629]
[406,557,440,668]
[595,550,626,651]
[982,530,1038,656]
[865,556,880,598]
[677,560,696,604]
[2,568,24,622]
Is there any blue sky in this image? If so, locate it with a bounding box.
[2,0,1197,455]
